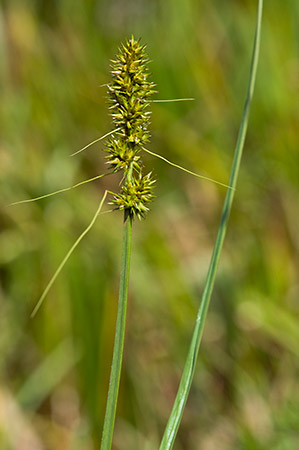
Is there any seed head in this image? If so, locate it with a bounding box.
[105,36,156,220]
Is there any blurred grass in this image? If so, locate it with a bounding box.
[1,0,299,449]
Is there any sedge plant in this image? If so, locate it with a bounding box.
[9,36,229,448]
[9,1,263,444]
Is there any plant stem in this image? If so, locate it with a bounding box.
[159,1,263,449]
[100,214,132,450]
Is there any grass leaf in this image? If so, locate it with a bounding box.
[159,1,263,448]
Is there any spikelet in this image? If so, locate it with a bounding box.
[112,171,155,220]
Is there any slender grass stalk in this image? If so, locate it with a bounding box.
[159,1,263,449]
[100,37,156,448]
[100,215,132,450]
[100,38,156,448]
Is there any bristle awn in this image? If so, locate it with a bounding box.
[7,174,110,207]
[99,209,115,215]
[151,98,195,103]
[70,128,121,157]
[31,190,108,318]
[159,1,263,448]
[142,147,234,190]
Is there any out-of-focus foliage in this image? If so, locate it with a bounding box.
[1,1,298,449]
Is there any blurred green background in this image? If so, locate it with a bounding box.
[1,0,299,449]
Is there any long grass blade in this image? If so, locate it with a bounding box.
[159,1,263,448]
[100,215,132,450]
[142,147,233,190]
[8,174,109,207]
[31,190,108,317]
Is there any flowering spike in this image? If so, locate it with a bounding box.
[105,36,156,219]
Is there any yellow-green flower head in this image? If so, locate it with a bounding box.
[105,36,156,173]
[105,36,156,220]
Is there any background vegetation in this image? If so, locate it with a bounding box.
[1,0,298,449]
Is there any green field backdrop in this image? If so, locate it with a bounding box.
[1,1,299,449]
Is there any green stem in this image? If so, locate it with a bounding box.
[159,1,263,449]
[100,214,132,450]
